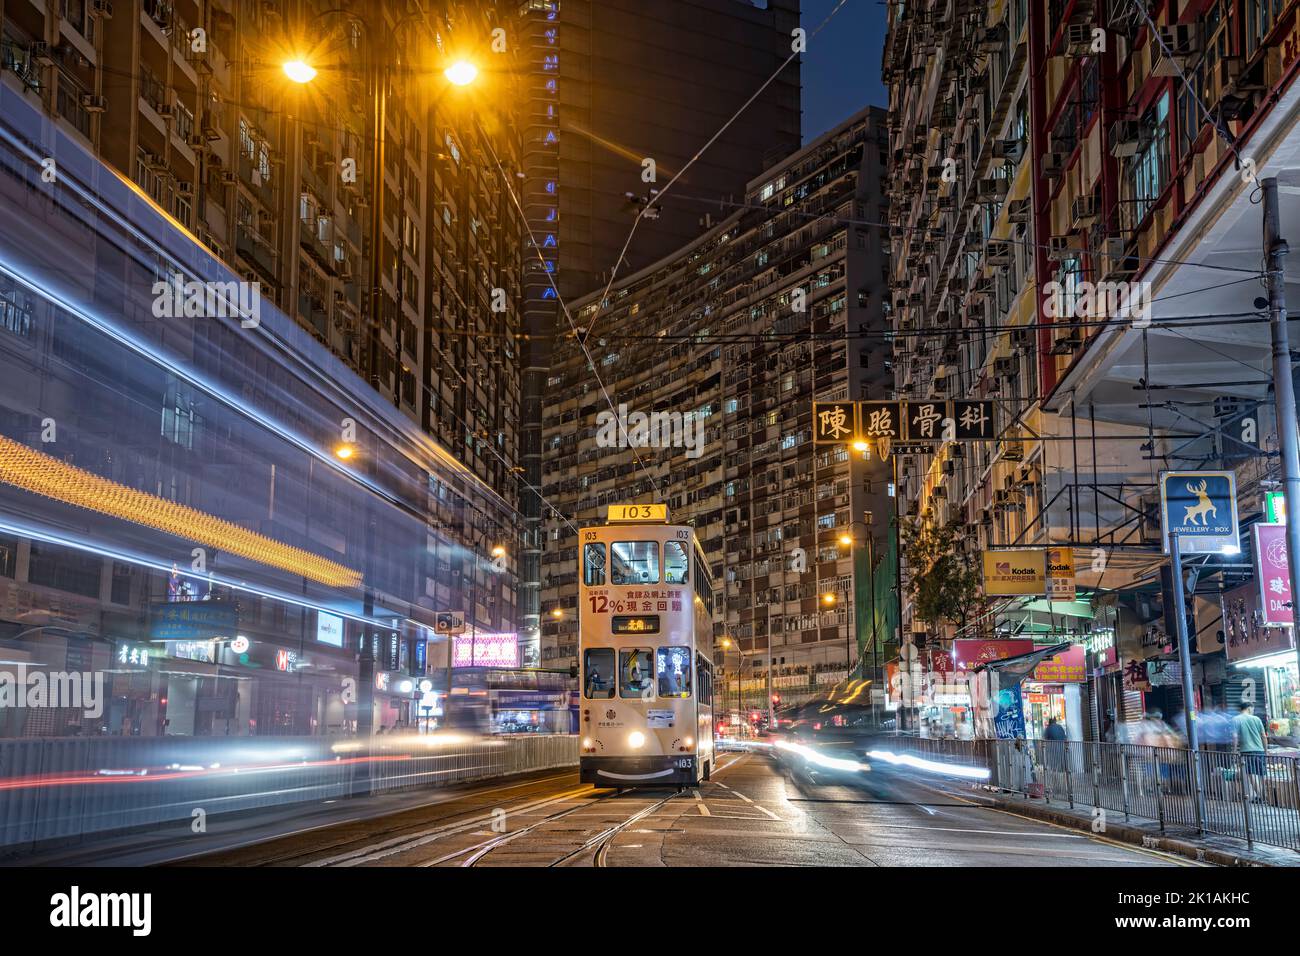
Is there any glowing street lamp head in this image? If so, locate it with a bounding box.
[852,439,870,453]
[444,60,478,86]
[551,607,564,619]
[491,545,506,558]
[283,59,318,84]
[822,592,836,606]
[334,444,354,460]
[838,533,853,547]
[720,637,732,649]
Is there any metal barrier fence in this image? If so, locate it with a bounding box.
[901,737,1300,852]
[0,734,578,852]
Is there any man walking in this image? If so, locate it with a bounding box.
[1232,702,1268,803]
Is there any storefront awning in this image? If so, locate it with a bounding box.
[973,642,1073,684]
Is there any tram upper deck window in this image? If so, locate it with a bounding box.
[663,541,689,584]
[583,543,606,586]
[657,645,692,698]
[619,648,653,698]
[611,541,659,584]
[584,647,615,699]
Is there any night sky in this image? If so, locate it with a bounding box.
[800,0,889,142]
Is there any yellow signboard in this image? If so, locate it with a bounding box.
[1046,547,1076,600]
[982,549,1048,596]
[606,503,669,523]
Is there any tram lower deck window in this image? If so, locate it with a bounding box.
[619,648,653,698]
[584,648,615,699]
[657,646,692,698]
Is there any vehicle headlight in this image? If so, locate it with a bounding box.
[628,731,646,749]
[582,737,593,749]
[684,737,694,748]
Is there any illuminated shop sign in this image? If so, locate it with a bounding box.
[316,611,344,647]
[452,632,519,668]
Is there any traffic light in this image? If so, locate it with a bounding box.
[771,693,781,705]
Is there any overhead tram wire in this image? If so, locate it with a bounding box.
[477,139,666,502]
[580,0,854,345]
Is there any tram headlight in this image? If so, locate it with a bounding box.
[684,737,694,749]
[582,737,593,751]
[628,731,646,749]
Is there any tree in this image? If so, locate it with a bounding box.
[899,516,983,631]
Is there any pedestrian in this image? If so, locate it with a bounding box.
[1232,702,1268,803]
[1043,716,1067,772]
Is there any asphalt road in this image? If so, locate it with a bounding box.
[165,750,1198,867]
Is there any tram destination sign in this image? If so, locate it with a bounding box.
[813,400,996,444]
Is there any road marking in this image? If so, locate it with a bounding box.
[847,822,1085,838]
[911,780,1204,867]
[692,789,711,816]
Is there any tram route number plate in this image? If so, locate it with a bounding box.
[647,709,674,728]
[674,757,694,769]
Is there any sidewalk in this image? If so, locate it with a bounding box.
[929,778,1300,867]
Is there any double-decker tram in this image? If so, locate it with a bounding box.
[578,504,716,788]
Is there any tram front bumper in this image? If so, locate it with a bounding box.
[581,754,697,786]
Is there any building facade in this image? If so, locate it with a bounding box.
[540,106,893,710]
[0,0,530,737]
[884,0,1300,739]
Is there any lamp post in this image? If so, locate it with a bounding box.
[280,12,480,392]
[837,514,882,693]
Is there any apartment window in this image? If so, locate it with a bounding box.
[1125,93,1170,225]
[0,281,34,338]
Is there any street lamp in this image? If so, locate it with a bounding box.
[444,60,478,86]
[334,444,355,460]
[837,515,884,703]
[282,59,318,84]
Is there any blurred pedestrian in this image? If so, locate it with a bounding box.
[1232,703,1268,803]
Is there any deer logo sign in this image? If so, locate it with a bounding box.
[1183,480,1217,526]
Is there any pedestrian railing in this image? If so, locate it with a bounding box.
[897,737,1300,852]
[0,733,578,853]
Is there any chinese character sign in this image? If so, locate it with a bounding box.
[951,400,996,440]
[1253,523,1294,627]
[905,402,944,441]
[859,402,902,438]
[812,401,857,444]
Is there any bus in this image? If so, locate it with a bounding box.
[577,504,716,788]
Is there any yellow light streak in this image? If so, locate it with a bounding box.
[0,436,362,588]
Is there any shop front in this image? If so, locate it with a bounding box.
[1223,580,1300,747]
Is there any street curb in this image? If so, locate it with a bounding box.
[975,789,1280,867]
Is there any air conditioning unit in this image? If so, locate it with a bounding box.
[1048,235,1073,260]
[1065,23,1093,55]
[1007,197,1030,223]
[993,139,1025,163]
[80,93,107,112]
[1042,152,1066,179]
[986,240,1013,266]
[1071,194,1099,227]
[92,0,113,17]
[1158,24,1202,60]
[977,177,1010,201]
[999,441,1026,463]
[1109,120,1141,157]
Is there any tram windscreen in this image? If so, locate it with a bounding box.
[663,541,689,583]
[611,541,659,584]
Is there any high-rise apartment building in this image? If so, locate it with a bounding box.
[0,0,529,647]
[540,106,892,709]
[514,0,803,668]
